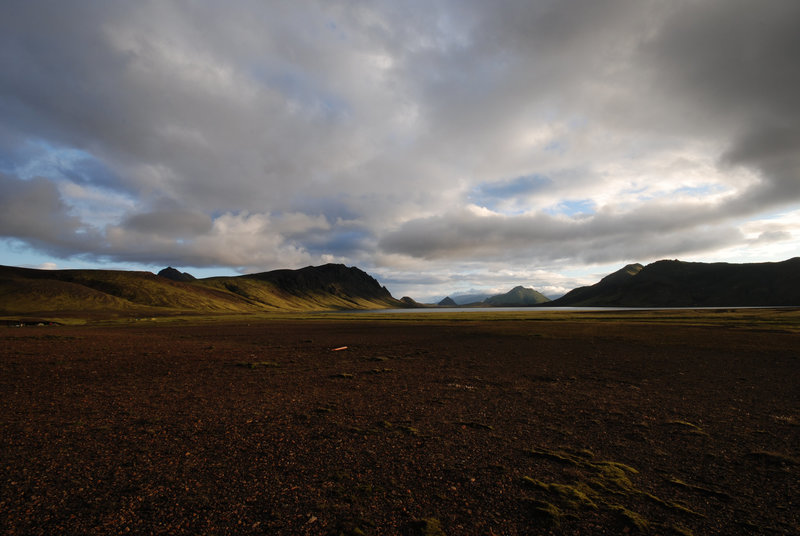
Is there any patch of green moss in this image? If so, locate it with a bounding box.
[666,420,707,436]
[527,447,581,466]
[522,446,712,530]
[235,360,280,369]
[547,482,598,510]
[456,420,494,430]
[746,450,798,467]
[366,368,393,374]
[668,524,695,536]
[398,425,421,436]
[520,476,549,491]
[523,498,563,526]
[609,504,649,532]
[668,478,731,501]
[401,517,445,536]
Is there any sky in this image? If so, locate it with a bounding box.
[1,0,799,302]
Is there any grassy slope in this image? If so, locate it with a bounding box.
[197,276,401,311]
[0,265,402,319]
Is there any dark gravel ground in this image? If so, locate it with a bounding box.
[1,316,798,535]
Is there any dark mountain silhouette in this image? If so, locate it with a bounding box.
[438,296,457,306]
[548,263,643,306]
[158,266,196,282]
[203,264,400,310]
[549,258,800,307]
[0,263,404,318]
[484,285,551,306]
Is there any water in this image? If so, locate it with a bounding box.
[339,306,660,314]
[335,305,784,314]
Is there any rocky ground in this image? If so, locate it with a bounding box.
[1,314,798,535]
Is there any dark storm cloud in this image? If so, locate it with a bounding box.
[641,0,800,203]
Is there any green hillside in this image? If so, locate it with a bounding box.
[0,264,404,320]
[484,285,551,306]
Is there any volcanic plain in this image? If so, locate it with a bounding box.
[1,309,798,535]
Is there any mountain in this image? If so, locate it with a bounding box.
[450,292,492,305]
[549,258,800,307]
[484,285,551,306]
[399,296,425,307]
[438,296,457,306]
[158,266,196,282]
[200,264,401,311]
[0,263,405,319]
[548,263,643,306]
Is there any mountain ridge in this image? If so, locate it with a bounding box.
[549,257,800,307]
[3,257,799,320]
[0,263,404,318]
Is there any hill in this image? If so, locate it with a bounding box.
[450,292,492,305]
[484,285,551,306]
[158,266,196,282]
[0,264,404,319]
[547,263,643,306]
[549,258,800,307]
[438,296,457,306]
[199,264,403,311]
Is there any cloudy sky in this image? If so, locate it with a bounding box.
[1,1,799,301]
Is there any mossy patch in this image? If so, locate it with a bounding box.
[668,478,731,501]
[522,498,563,526]
[398,425,421,437]
[665,420,707,436]
[365,368,393,374]
[610,505,650,531]
[745,450,798,467]
[401,517,445,536]
[521,447,703,532]
[235,360,281,369]
[455,420,494,431]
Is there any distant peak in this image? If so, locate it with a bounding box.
[484,285,550,306]
[158,266,196,282]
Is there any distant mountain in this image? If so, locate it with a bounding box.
[0,263,405,319]
[484,285,551,306]
[451,292,492,305]
[158,266,196,282]
[438,296,457,306]
[399,296,425,307]
[549,258,800,307]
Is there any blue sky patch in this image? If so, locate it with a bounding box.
[545,199,596,217]
[470,174,551,210]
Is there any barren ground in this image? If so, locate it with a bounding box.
[1,311,798,535]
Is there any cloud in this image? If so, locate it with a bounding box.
[121,208,213,238]
[0,173,100,255]
[380,203,743,266]
[1,1,799,299]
